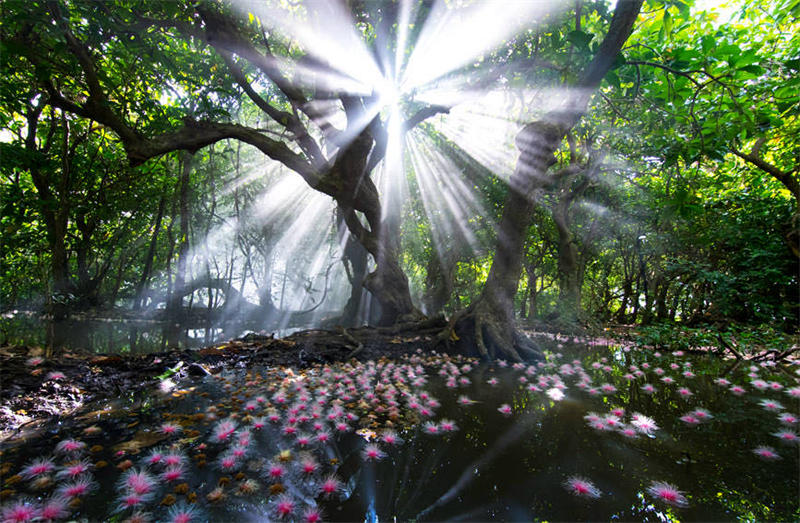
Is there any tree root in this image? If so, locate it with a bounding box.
[437,302,543,362]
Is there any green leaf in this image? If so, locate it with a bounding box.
[738,64,764,76]
[566,30,593,50]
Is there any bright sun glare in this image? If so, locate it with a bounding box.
[202,0,571,314]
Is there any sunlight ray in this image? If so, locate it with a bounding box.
[406,129,489,262]
[231,0,384,91]
[401,0,564,92]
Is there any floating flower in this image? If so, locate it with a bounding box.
[40,495,70,521]
[631,413,659,434]
[54,439,86,455]
[319,474,341,497]
[647,481,688,508]
[773,430,799,443]
[0,501,40,523]
[680,414,700,425]
[159,423,181,436]
[753,446,781,460]
[20,458,56,480]
[439,419,458,432]
[759,399,784,411]
[166,501,203,523]
[274,495,295,519]
[57,459,92,480]
[302,507,323,523]
[118,468,157,496]
[547,388,565,401]
[56,477,96,499]
[497,404,512,416]
[563,476,601,498]
[691,409,713,421]
[361,443,385,461]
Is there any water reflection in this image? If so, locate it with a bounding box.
[0,312,264,354]
[0,344,797,521]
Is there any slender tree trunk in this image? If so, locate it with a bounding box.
[338,212,369,326]
[169,152,193,318]
[135,190,167,310]
[553,199,581,320]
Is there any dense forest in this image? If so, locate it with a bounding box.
[2,2,800,522]
[1,0,797,357]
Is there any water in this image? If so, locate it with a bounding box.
[0,313,261,355]
[1,342,798,521]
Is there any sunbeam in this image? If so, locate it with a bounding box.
[401,0,565,92]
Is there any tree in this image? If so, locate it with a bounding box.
[443,0,645,360]
[2,0,451,324]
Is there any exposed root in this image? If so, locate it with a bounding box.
[438,301,542,362]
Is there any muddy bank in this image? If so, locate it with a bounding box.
[0,320,450,438]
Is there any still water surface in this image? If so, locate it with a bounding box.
[1,342,798,521]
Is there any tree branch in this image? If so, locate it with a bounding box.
[731,140,800,201]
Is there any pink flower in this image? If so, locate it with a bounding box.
[162,464,185,482]
[55,439,86,455]
[647,481,688,507]
[302,507,323,523]
[381,430,402,445]
[119,469,157,496]
[631,413,659,434]
[40,496,70,520]
[319,474,341,497]
[57,477,95,499]
[274,495,295,519]
[498,403,512,416]
[268,463,286,480]
[166,502,202,523]
[691,409,713,421]
[20,458,56,479]
[160,423,181,435]
[563,476,601,498]
[753,445,781,460]
[439,419,458,432]
[57,459,92,479]
[361,443,385,461]
[680,414,700,425]
[1,502,40,523]
[300,456,319,475]
[759,399,784,411]
[773,430,799,443]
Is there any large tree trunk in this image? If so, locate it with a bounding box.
[443,0,644,360]
[329,125,421,326]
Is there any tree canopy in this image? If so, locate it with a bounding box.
[1,0,797,353]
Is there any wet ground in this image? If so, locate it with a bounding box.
[1,330,798,522]
[0,324,439,437]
